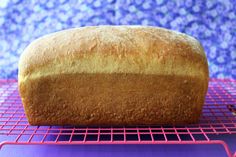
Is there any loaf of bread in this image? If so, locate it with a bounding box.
[18,26,209,126]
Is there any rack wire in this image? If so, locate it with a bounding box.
[0,79,235,157]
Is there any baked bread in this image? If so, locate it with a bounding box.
[18,26,209,126]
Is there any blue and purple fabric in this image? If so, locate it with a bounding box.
[0,0,235,79]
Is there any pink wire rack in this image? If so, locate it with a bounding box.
[0,79,235,157]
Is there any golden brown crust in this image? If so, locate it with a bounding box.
[18,26,209,126]
[21,73,206,126]
[18,26,208,80]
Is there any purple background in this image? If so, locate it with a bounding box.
[0,0,236,78]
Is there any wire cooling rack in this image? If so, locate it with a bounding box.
[0,79,235,157]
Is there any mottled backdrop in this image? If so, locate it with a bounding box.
[0,0,235,79]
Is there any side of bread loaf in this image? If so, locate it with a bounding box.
[18,26,209,125]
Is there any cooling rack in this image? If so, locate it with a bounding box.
[0,79,235,157]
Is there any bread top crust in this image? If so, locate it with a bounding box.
[18,26,209,81]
